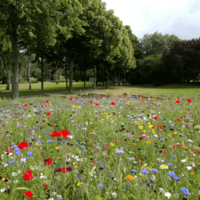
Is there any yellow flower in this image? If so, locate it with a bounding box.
[160,164,168,169]
[35,143,39,146]
[190,172,194,176]
[142,130,146,133]
[2,178,5,181]
[106,115,110,119]
[174,132,177,135]
[139,126,143,130]
[77,182,83,186]
[146,141,151,144]
[55,147,59,150]
[126,175,134,180]
[110,143,115,147]
[74,166,78,169]
[152,163,155,165]
[148,125,153,129]
[57,157,61,159]
[95,196,103,200]
[133,143,137,145]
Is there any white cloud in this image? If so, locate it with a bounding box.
[103,0,200,40]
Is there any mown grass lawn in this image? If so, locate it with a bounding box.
[0,82,94,98]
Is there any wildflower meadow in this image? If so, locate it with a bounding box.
[0,94,200,200]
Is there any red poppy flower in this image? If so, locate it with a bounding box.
[61,130,69,138]
[187,98,192,102]
[46,100,49,103]
[96,103,99,106]
[24,191,33,198]
[61,167,68,173]
[140,162,143,166]
[158,126,162,130]
[177,97,180,99]
[90,101,93,103]
[70,98,72,101]
[76,97,79,100]
[136,157,140,160]
[44,183,48,189]
[154,116,158,120]
[41,106,43,108]
[18,142,30,150]
[101,96,103,98]
[46,112,51,116]
[172,145,176,149]
[5,147,13,153]
[50,131,61,137]
[111,102,115,105]
[24,104,28,107]
[23,170,33,181]
[175,100,180,103]
[177,144,182,147]
[104,145,110,148]
[112,95,115,97]
[44,157,53,165]
[162,152,167,155]
[176,118,180,121]
[113,140,119,143]
[141,97,144,100]
[141,135,147,139]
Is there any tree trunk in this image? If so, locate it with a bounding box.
[6,70,10,90]
[65,64,68,90]
[113,70,116,86]
[11,35,19,99]
[69,59,74,93]
[118,72,120,86]
[106,73,109,88]
[84,68,86,89]
[93,65,96,90]
[122,73,124,86]
[103,68,105,86]
[49,70,51,81]
[41,55,44,93]
[28,61,31,90]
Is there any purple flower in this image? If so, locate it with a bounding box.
[181,187,189,195]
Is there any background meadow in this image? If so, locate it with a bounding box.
[0,93,200,200]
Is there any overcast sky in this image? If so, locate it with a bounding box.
[103,0,200,40]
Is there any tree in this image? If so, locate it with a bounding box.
[139,31,180,57]
[162,38,200,83]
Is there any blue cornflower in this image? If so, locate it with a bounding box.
[80,123,84,126]
[168,163,172,166]
[180,154,184,157]
[181,187,189,195]
[78,175,81,178]
[173,176,179,181]
[75,142,78,145]
[80,145,85,148]
[61,103,65,105]
[33,127,37,129]
[47,139,52,143]
[70,131,73,133]
[128,157,135,161]
[131,170,137,173]
[15,151,21,155]
[98,184,104,188]
[152,168,158,173]
[71,120,74,123]
[36,141,41,144]
[160,139,164,142]
[57,141,61,144]
[45,131,49,134]
[14,148,19,151]
[172,155,176,158]
[118,150,124,155]
[8,161,15,164]
[27,152,32,156]
[169,171,176,177]
[141,170,149,175]
[84,150,88,153]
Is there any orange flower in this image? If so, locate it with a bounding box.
[146,141,151,144]
[126,175,134,180]
[133,143,137,145]
[190,172,194,176]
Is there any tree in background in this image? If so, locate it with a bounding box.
[162,38,200,83]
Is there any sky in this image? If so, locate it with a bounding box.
[103,0,200,40]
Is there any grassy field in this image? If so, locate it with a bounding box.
[0,89,200,199]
